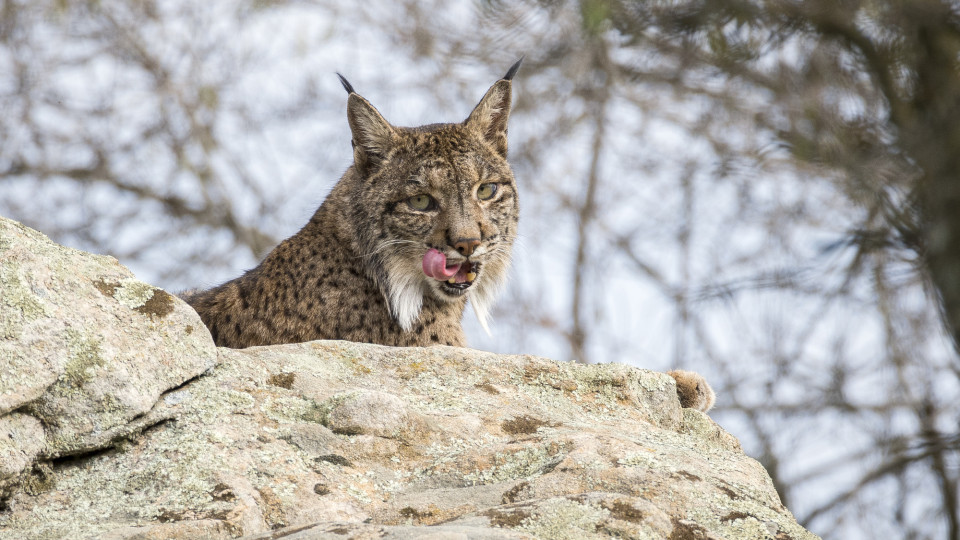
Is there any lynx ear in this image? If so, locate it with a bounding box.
[464,58,522,158]
[340,74,398,175]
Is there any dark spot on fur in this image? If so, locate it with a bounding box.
[313,483,330,495]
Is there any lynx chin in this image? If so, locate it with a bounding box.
[182,60,524,350]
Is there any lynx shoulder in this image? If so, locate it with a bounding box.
[182,60,523,349]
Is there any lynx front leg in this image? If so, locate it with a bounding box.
[667,370,716,413]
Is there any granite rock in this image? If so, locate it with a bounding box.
[0,217,818,540]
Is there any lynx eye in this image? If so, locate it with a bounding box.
[477,183,498,200]
[408,194,436,211]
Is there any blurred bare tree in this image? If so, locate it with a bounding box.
[0,0,352,286]
[2,0,959,539]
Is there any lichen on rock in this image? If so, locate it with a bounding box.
[0,216,217,496]
[0,216,820,540]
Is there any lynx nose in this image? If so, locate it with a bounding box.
[453,238,481,257]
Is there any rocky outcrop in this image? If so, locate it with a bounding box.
[0,216,217,498]
[0,217,819,540]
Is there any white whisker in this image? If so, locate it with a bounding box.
[356,239,421,259]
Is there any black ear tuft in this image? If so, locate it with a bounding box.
[336,73,355,94]
[503,56,524,81]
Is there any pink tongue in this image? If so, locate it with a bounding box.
[422,248,462,280]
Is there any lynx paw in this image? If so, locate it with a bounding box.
[667,370,716,413]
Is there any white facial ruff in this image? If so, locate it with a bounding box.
[383,249,511,335]
[383,256,426,332]
[466,255,509,337]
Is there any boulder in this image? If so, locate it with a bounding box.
[0,217,819,539]
[0,216,217,495]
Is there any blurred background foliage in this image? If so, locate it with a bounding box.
[2,0,959,538]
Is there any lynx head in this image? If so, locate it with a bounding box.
[339,60,522,335]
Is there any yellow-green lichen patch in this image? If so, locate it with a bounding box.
[7,422,230,539]
[0,263,49,339]
[463,442,570,486]
[111,279,154,308]
[683,478,809,540]
[679,408,743,453]
[405,370,477,412]
[192,388,256,425]
[263,395,325,425]
[313,392,356,428]
[61,330,105,389]
[617,449,662,469]
[108,278,175,319]
[20,462,55,497]
[515,498,611,540]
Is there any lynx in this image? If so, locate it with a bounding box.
[183,61,523,349]
[182,61,715,412]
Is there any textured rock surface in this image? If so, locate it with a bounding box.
[0,217,819,539]
[0,216,217,495]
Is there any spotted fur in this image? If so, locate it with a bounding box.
[182,62,521,349]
